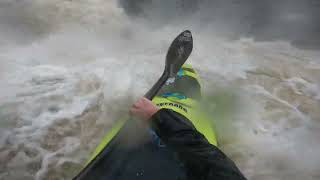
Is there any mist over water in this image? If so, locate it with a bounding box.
[0,0,319,179]
[120,0,320,50]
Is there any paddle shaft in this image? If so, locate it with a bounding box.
[144,71,169,100]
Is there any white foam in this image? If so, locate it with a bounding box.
[284,77,320,100]
[0,0,320,179]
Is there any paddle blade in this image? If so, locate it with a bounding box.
[165,30,193,77]
[144,30,193,100]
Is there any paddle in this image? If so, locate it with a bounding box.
[74,30,193,180]
[145,30,193,99]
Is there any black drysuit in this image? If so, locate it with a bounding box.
[151,108,247,180]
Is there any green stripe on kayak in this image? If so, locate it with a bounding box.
[85,117,127,165]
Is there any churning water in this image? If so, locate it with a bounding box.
[0,0,319,179]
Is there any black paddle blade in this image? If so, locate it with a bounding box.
[165,30,193,77]
[144,30,193,100]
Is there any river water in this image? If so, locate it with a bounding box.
[0,0,319,179]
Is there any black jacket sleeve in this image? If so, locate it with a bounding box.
[151,109,247,180]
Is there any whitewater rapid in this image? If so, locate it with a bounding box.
[0,0,320,179]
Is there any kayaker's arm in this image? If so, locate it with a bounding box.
[150,108,247,180]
